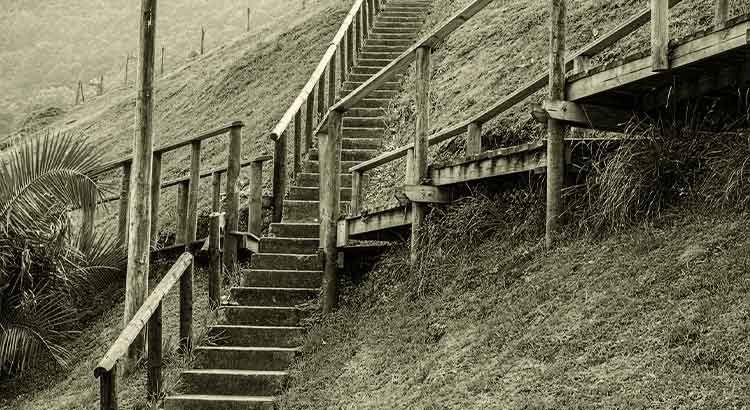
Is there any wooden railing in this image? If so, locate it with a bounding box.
[267,0,386,223]
[89,121,271,270]
[94,253,193,409]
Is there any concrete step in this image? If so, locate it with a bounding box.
[343,137,381,150]
[179,369,286,396]
[289,186,353,201]
[343,127,385,138]
[355,58,393,68]
[283,200,349,223]
[345,108,386,118]
[342,88,398,99]
[343,117,386,128]
[259,237,320,254]
[372,26,420,35]
[350,65,392,76]
[209,326,305,348]
[377,16,424,24]
[350,98,392,108]
[165,394,274,410]
[309,148,378,161]
[270,223,319,239]
[358,51,403,60]
[365,38,414,47]
[343,80,400,91]
[250,252,323,271]
[221,303,310,326]
[231,287,318,307]
[194,346,299,371]
[241,269,322,288]
[362,44,410,53]
[298,172,353,187]
[303,160,362,174]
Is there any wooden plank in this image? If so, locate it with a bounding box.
[412,46,431,264]
[293,110,302,178]
[95,253,192,378]
[272,132,287,223]
[208,172,222,308]
[99,364,118,410]
[714,0,728,28]
[430,144,547,186]
[318,69,326,118]
[146,302,162,400]
[248,159,263,235]
[404,185,451,204]
[466,122,482,157]
[406,148,415,184]
[329,51,337,108]
[347,206,413,237]
[347,26,355,70]
[118,162,131,245]
[320,110,343,314]
[651,0,670,71]
[150,152,162,247]
[534,100,634,132]
[223,125,242,272]
[351,170,363,216]
[305,96,314,152]
[175,181,189,245]
[186,141,201,243]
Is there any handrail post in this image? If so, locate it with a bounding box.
[320,110,343,313]
[651,0,669,71]
[411,46,432,265]
[150,152,162,248]
[329,52,337,107]
[571,56,592,139]
[466,122,482,157]
[272,132,287,223]
[293,111,302,179]
[118,162,131,246]
[249,158,265,235]
[186,141,201,242]
[351,170,363,215]
[374,0,381,14]
[340,40,348,83]
[318,71,327,118]
[146,302,162,400]
[714,0,728,28]
[223,124,243,272]
[406,148,415,184]
[209,172,222,308]
[546,0,568,249]
[175,181,189,245]
[355,9,363,54]
[346,26,355,70]
[99,364,118,410]
[305,96,315,151]
[362,1,370,41]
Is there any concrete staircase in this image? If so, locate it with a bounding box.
[165,1,432,408]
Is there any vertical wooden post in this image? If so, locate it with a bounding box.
[374,0,381,14]
[186,142,201,241]
[329,52,337,107]
[714,0,728,28]
[75,81,81,105]
[160,46,165,75]
[247,7,251,32]
[351,170,362,215]
[346,26,355,70]
[318,71,327,118]
[249,159,264,235]
[546,0,568,249]
[340,40,348,82]
[572,56,592,140]
[305,96,315,152]
[146,303,162,400]
[179,141,200,351]
[293,110,302,179]
[411,47,431,265]
[223,123,243,272]
[118,162,131,246]
[362,2,370,41]
[355,10,363,54]
[99,74,104,96]
[272,134,287,223]
[99,364,118,410]
[651,0,669,72]
[150,152,162,248]
[208,172,222,308]
[124,55,130,85]
[320,111,343,313]
[124,0,157,366]
[201,26,205,55]
[175,181,189,244]
[406,148,415,185]
[368,0,375,30]
[466,122,482,157]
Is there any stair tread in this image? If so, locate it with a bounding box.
[196,346,301,352]
[182,369,288,376]
[167,394,275,401]
[232,286,319,291]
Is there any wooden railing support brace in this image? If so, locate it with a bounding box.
[466,122,482,157]
[320,110,343,313]
[411,46,432,265]
[651,0,669,71]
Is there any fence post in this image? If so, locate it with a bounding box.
[329,52,337,107]
[294,110,302,179]
[99,363,118,410]
[571,56,592,139]
[362,2,370,41]
[223,123,243,272]
[406,148,415,184]
[651,0,669,71]
[714,0,728,28]
[209,172,222,308]
[411,46,431,265]
[320,110,343,313]
[546,0,568,249]
[347,26,355,70]
[318,70,327,118]
[305,95,315,152]
[355,10,363,54]
[186,141,201,242]
[146,303,162,400]
[272,133,287,223]
[118,162,131,246]
[466,122,482,157]
[340,40,348,82]
[150,152,162,248]
[175,181,189,245]
[249,158,264,235]
[351,170,362,215]
[201,26,205,55]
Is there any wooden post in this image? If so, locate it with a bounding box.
[146,303,162,400]
[179,140,200,351]
[355,10,363,54]
[351,170,362,215]
[318,71,326,118]
[320,111,343,313]
[272,134,287,223]
[293,110,302,179]
[329,52,337,107]
[546,0,568,249]
[186,141,201,241]
[411,47,431,265]
[223,124,243,272]
[201,26,205,55]
[160,46,165,75]
[249,159,264,235]
[374,0,381,14]
[150,152,162,248]
[362,2,370,41]
[175,181,189,245]
[124,0,157,366]
[406,148,415,184]
[466,122,482,157]
[208,172,222,308]
[572,56,592,139]
[651,0,669,71]
[305,96,315,152]
[247,8,251,32]
[75,81,81,105]
[714,0,728,28]
[99,74,104,96]
[124,55,129,85]
[346,26,355,70]
[340,39,348,82]
[368,0,375,30]
[99,364,118,410]
[118,162,131,246]
[80,81,85,102]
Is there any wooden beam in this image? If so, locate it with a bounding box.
[412,46,431,265]
[146,302,162,400]
[272,132,287,223]
[351,170,363,215]
[118,162,131,246]
[124,0,157,367]
[404,185,451,204]
[430,143,547,186]
[150,152,162,248]
[534,100,633,132]
[99,364,118,410]
[186,141,201,243]
[175,181,189,245]
[320,110,343,313]
[466,122,482,156]
[651,0,670,71]
[293,110,302,179]
[248,158,263,235]
[318,70,326,118]
[208,172,222,308]
[714,0,728,29]
[347,205,413,237]
[329,51,337,108]
[305,96,314,152]
[223,124,242,272]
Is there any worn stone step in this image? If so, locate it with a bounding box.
[283,200,349,223]
[343,117,387,128]
[303,160,361,174]
[250,252,322,271]
[348,73,399,83]
[309,148,378,161]
[368,32,418,40]
[241,269,322,288]
[343,127,385,138]
[165,394,274,410]
[297,172,353,187]
[194,346,299,371]
[289,186,353,202]
[377,16,424,24]
[180,369,286,396]
[259,237,320,254]
[269,222,319,239]
[343,137,381,150]
[231,287,319,307]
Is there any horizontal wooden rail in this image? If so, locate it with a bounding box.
[93,121,244,175]
[348,0,685,174]
[94,252,193,377]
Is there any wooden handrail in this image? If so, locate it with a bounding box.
[94,252,193,378]
[347,0,686,174]
[93,121,244,175]
[269,0,366,141]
